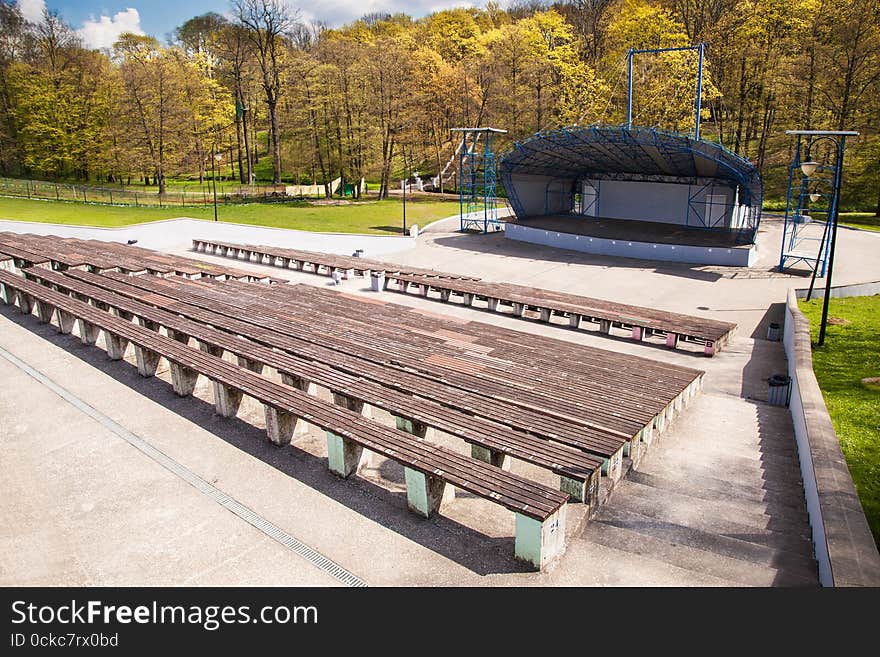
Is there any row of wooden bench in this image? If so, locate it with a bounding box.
[205,278,695,447]
[191,238,480,281]
[22,265,605,501]
[53,267,649,473]
[381,272,736,355]
[0,268,570,570]
[76,267,701,471]
[0,232,275,283]
[189,237,736,355]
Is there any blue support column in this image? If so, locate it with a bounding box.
[694,43,705,140]
[626,49,634,129]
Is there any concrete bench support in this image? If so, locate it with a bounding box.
[404,468,454,518]
[57,309,76,334]
[653,412,666,434]
[170,362,199,396]
[559,474,590,503]
[332,393,372,419]
[139,318,160,332]
[632,326,644,341]
[105,333,129,360]
[514,506,566,570]
[134,346,161,377]
[166,329,190,345]
[439,289,451,302]
[264,405,301,446]
[213,381,243,418]
[625,434,643,467]
[599,319,612,334]
[487,298,499,312]
[77,319,100,346]
[462,293,474,306]
[35,300,55,323]
[511,302,525,317]
[395,417,433,440]
[568,314,581,329]
[16,291,34,314]
[704,340,716,356]
[539,308,552,323]
[418,284,428,297]
[237,356,264,374]
[640,423,654,446]
[326,431,371,478]
[112,308,134,321]
[198,341,224,358]
[281,373,318,395]
[666,333,680,349]
[601,447,624,482]
[470,444,511,470]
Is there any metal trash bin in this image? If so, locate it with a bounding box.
[767,374,792,406]
[767,321,781,341]
[370,271,385,292]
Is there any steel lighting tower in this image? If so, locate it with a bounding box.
[627,43,706,139]
[780,129,859,345]
[452,127,507,233]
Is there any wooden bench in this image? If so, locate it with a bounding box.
[192,238,482,282]
[0,233,276,283]
[24,266,603,506]
[381,271,736,356]
[65,269,634,478]
[0,269,571,569]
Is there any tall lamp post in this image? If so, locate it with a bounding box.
[210,148,223,223]
[785,129,859,346]
[402,163,407,236]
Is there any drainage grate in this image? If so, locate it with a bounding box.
[0,344,368,588]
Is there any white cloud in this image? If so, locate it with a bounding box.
[78,8,145,50]
[299,0,481,27]
[16,0,46,24]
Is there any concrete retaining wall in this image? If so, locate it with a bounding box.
[784,288,880,586]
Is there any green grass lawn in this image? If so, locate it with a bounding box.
[799,295,880,546]
[0,195,461,234]
[838,212,880,232]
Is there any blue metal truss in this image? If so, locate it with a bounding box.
[455,128,505,233]
[499,124,763,245]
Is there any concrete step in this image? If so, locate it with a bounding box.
[659,431,797,460]
[608,482,814,555]
[616,477,811,536]
[626,469,808,517]
[650,431,803,470]
[591,505,818,584]
[638,450,805,491]
[584,515,817,587]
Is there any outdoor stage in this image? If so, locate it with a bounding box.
[505,215,759,267]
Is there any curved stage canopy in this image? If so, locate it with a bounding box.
[499,126,763,264]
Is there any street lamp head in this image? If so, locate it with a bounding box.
[800,160,819,177]
[809,191,821,203]
[214,152,224,162]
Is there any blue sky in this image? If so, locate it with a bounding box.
[18,0,487,48]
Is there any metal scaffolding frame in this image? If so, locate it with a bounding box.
[453,127,507,233]
[500,125,763,244]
